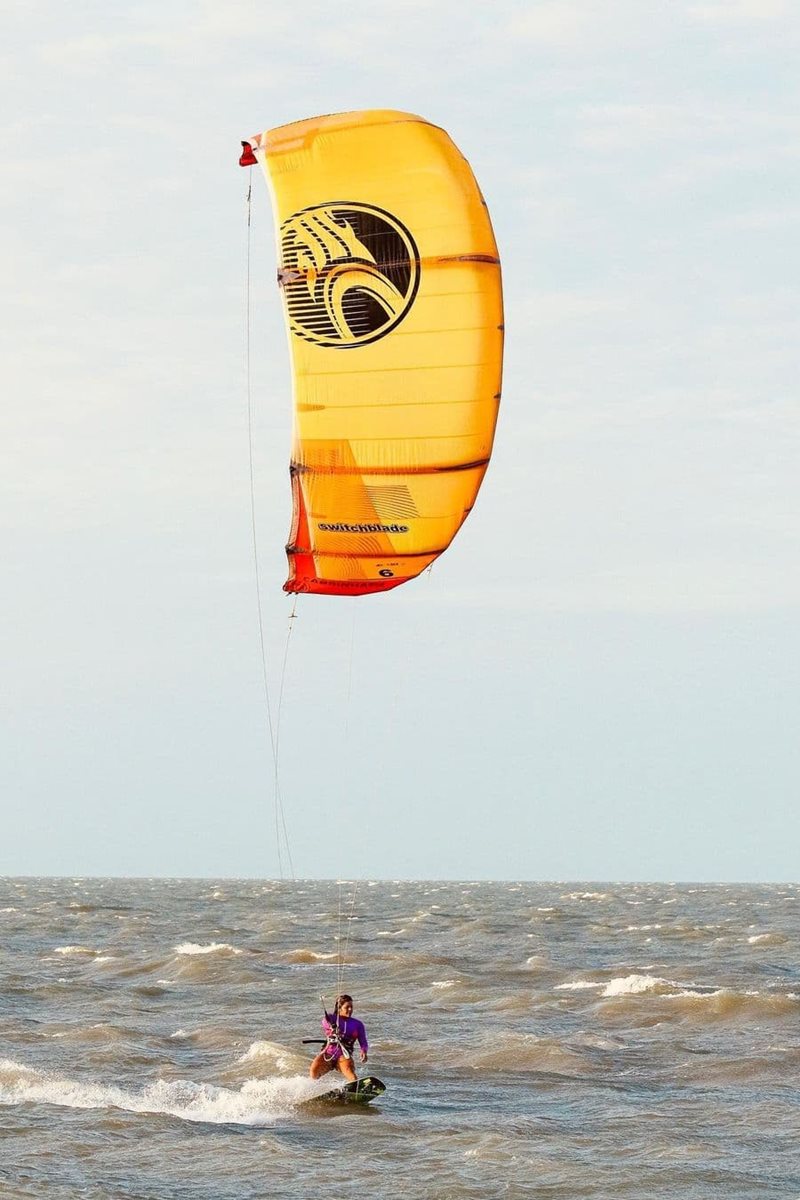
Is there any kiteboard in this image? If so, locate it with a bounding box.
[301,1076,386,1109]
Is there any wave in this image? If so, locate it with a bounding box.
[234,1041,307,1075]
[747,932,787,946]
[173,943,241,957]
[53,946,100,957]
[525,955,551,969]
[283,949,340,964]
[447,1033,593,1075]
[133,983,172,997]
[237,1040,288,1065]
[680,1046,800,1085]
[658,923,726,939]
[0,1058,328,1126]
[663,989,799,1020]
[601,974,673,997]
[595,975,800,1020]
[166,1025,239,1051]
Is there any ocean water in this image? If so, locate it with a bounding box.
[1,879,798,1199]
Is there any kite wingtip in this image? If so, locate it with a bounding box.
[239,141,257,167]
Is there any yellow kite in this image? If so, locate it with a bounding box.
[240,110,503,595]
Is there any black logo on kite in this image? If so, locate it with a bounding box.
[318,523,409,533]
[279,203,420,348]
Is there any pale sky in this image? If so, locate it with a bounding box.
[2,1,798,881]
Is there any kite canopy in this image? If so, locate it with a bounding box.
[241,109,503,596]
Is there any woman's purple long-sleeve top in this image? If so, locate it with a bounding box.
[322,1013,368,1053]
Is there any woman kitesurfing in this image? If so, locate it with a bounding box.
[309,995,368,1084]
[300,992,384,1106]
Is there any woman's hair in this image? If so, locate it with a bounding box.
[334,994,353,1012]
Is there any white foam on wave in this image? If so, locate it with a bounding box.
[601,974,671,997]
[376,929,405,937]
[53,946,98,957]
[626,924,663,932]
[431,980,460,989]
[0,907,18,914]
[598,974,724,1000]
[555,980,603,991]
[525,955,549,968]
[564,892,609,901]
[0,1058,325,1126]
[747,932,784,945]
[666,987,729,1001]
[174,943,241,957]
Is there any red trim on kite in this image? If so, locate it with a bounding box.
[283,575,410,597]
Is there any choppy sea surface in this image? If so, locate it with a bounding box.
[1,879,798,1199]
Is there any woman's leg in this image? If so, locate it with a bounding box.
[335,1055,358,1084]
[309,1051,336,1079]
